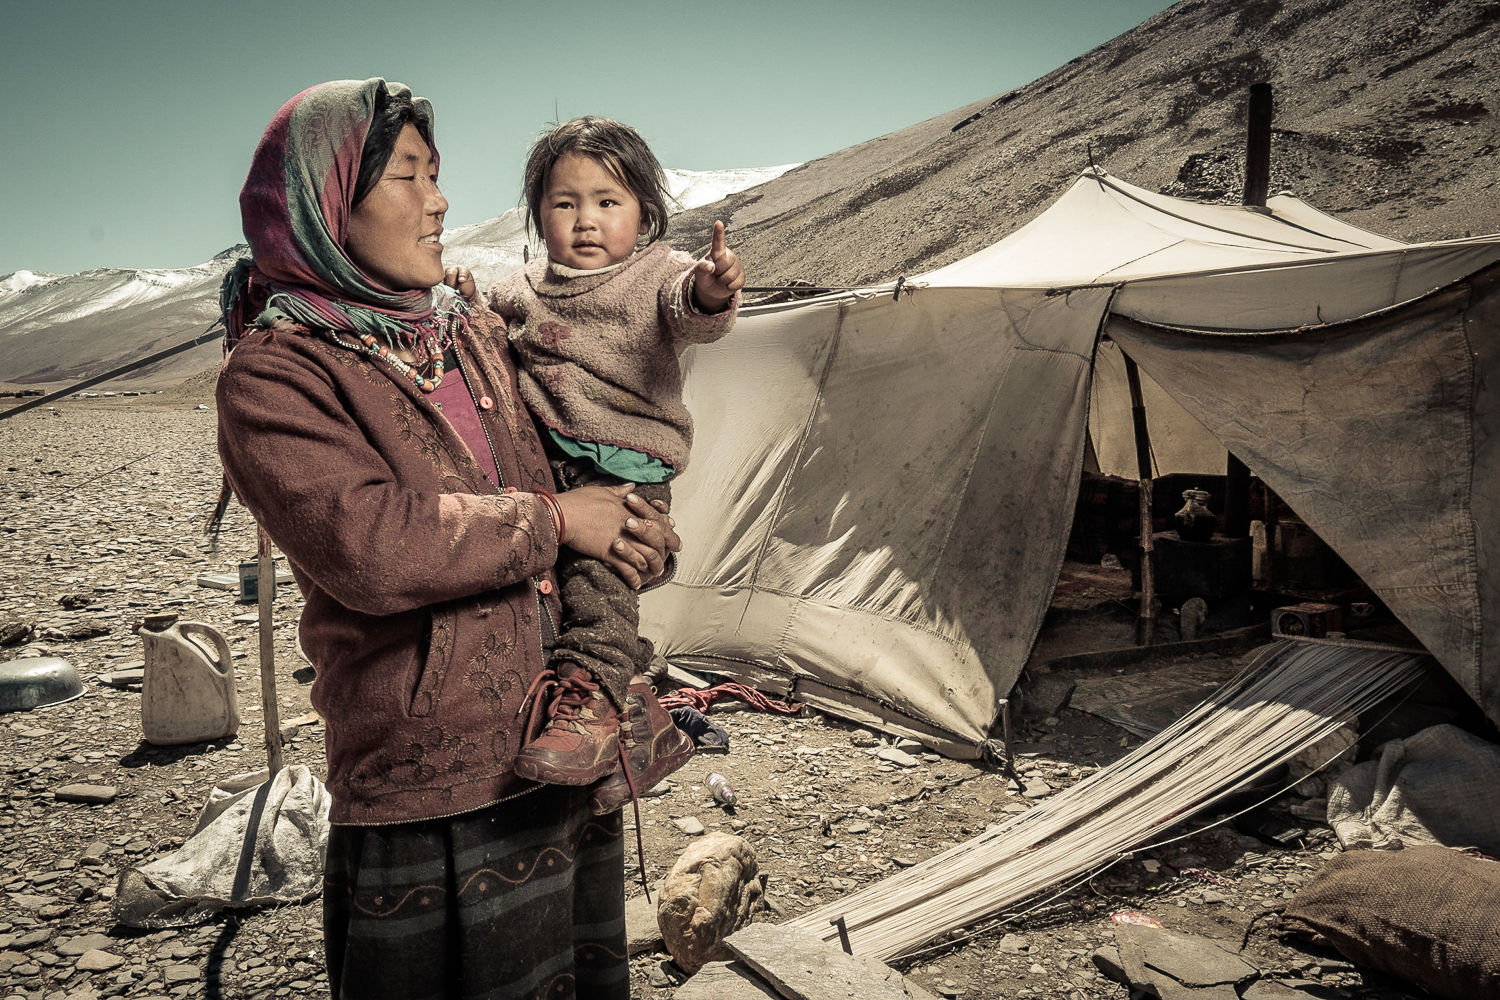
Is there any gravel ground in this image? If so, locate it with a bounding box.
[2,396,1429,1000]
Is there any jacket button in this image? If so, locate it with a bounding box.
[479,395,494,410]
[538,579,554,595]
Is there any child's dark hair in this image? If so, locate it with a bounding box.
[521,116,672,247]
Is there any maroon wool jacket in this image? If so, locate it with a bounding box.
[215,306,565,825]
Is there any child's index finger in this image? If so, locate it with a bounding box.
[711,220,727,257]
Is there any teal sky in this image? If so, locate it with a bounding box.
[2,0,1176,277]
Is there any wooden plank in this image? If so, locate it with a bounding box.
[672,960,782,1000]
[724,923,938,1000]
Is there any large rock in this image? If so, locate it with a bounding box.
[658,832,763,974]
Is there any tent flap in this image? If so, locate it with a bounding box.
[643,285,1110,750]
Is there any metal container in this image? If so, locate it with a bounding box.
[0,657,85,713]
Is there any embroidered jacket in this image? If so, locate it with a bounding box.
[487,242,738,473]
[216,306,564,825]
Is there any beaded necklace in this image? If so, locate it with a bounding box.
[356,333,445,392]
[322,330,445,391]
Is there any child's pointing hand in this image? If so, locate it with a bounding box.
[691,220,744,313]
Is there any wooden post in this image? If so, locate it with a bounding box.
[1123,355,1155,646]
[257,527,285,775]
[1242,82,1272,208]
[1227,82,1273,540]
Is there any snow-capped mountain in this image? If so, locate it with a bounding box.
[0,164,793,389]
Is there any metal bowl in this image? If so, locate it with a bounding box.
[0,656,85,713]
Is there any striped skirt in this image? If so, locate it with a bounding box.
[323,786,628,1000]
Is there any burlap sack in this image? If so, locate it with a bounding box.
[1280,846,1500,999]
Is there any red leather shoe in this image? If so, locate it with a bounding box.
[513,669,621,785]
[589,677,695,815]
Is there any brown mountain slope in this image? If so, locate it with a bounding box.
[667,0,1500,287]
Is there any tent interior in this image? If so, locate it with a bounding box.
[640,167,1500,757]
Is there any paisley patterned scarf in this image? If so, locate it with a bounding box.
[221,78,465,359]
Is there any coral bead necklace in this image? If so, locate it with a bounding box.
[353,333,445,391]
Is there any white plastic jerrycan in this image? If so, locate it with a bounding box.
[138,613,240,746]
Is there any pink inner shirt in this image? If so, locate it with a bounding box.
[430,350,501,487]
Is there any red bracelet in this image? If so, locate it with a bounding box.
[535,489,566,544]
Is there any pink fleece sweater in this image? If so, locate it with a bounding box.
[486,242,738,473]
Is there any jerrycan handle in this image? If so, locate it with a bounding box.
[178,622,234,679]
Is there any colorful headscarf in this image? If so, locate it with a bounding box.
[221,78,466,359]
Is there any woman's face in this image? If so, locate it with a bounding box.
[541,152,645,270]
[345,124,448,291]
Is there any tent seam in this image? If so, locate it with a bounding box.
[735,298,850,651]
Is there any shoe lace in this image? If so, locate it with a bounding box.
[519,668,603,734]
[522,670,651,901]
[617,736,652,904]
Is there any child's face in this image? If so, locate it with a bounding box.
[541,152,646,270]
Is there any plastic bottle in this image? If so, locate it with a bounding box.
[706,772,736,807]
[138,613,240,746]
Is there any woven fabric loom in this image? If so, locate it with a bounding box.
[786,638,1429,960]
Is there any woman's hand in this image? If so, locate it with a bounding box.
[554,483,680,589]
[443,265,477,303]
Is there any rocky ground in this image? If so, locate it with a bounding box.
[1,395,1433,1000]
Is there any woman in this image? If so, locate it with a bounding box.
[215,78,674,999]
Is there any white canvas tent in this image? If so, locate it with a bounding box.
[641,168,1500,755]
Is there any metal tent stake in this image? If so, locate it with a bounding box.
[257,527,284,775]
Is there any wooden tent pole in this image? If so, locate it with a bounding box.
[1242,82,1273,209]
[1226,82,1275,540]
[1123,354,1155,646]
[257,527,285,775]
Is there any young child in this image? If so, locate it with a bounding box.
[479,117,743,811]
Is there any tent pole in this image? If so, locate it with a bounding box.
[1123,354,1155,646]
[1242,82,1272,209]
[1225,82,1274,541]
[257,527,285,776]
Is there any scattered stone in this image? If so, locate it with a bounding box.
[625,893,664,956]
[54,784,119,804]
[671,960,781,999]
[0,620,36,646]
[163,964,200,983]
[1115,923,1258,999]
[1021,778,1051,799]
[673,816,706,836]
[1091,945,1127,984]
[658,832,763,975]
[875,747,920,768]
[8,893,57,911]
[75,948,125,971]
[648,960,679,988]
[99,664,145,689]
[14,929,51,948]
[849,730,880,748]
[725,923,940,1000]
[60,622,111,641]
[56,934,114,956]
[997,933,1029,954]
